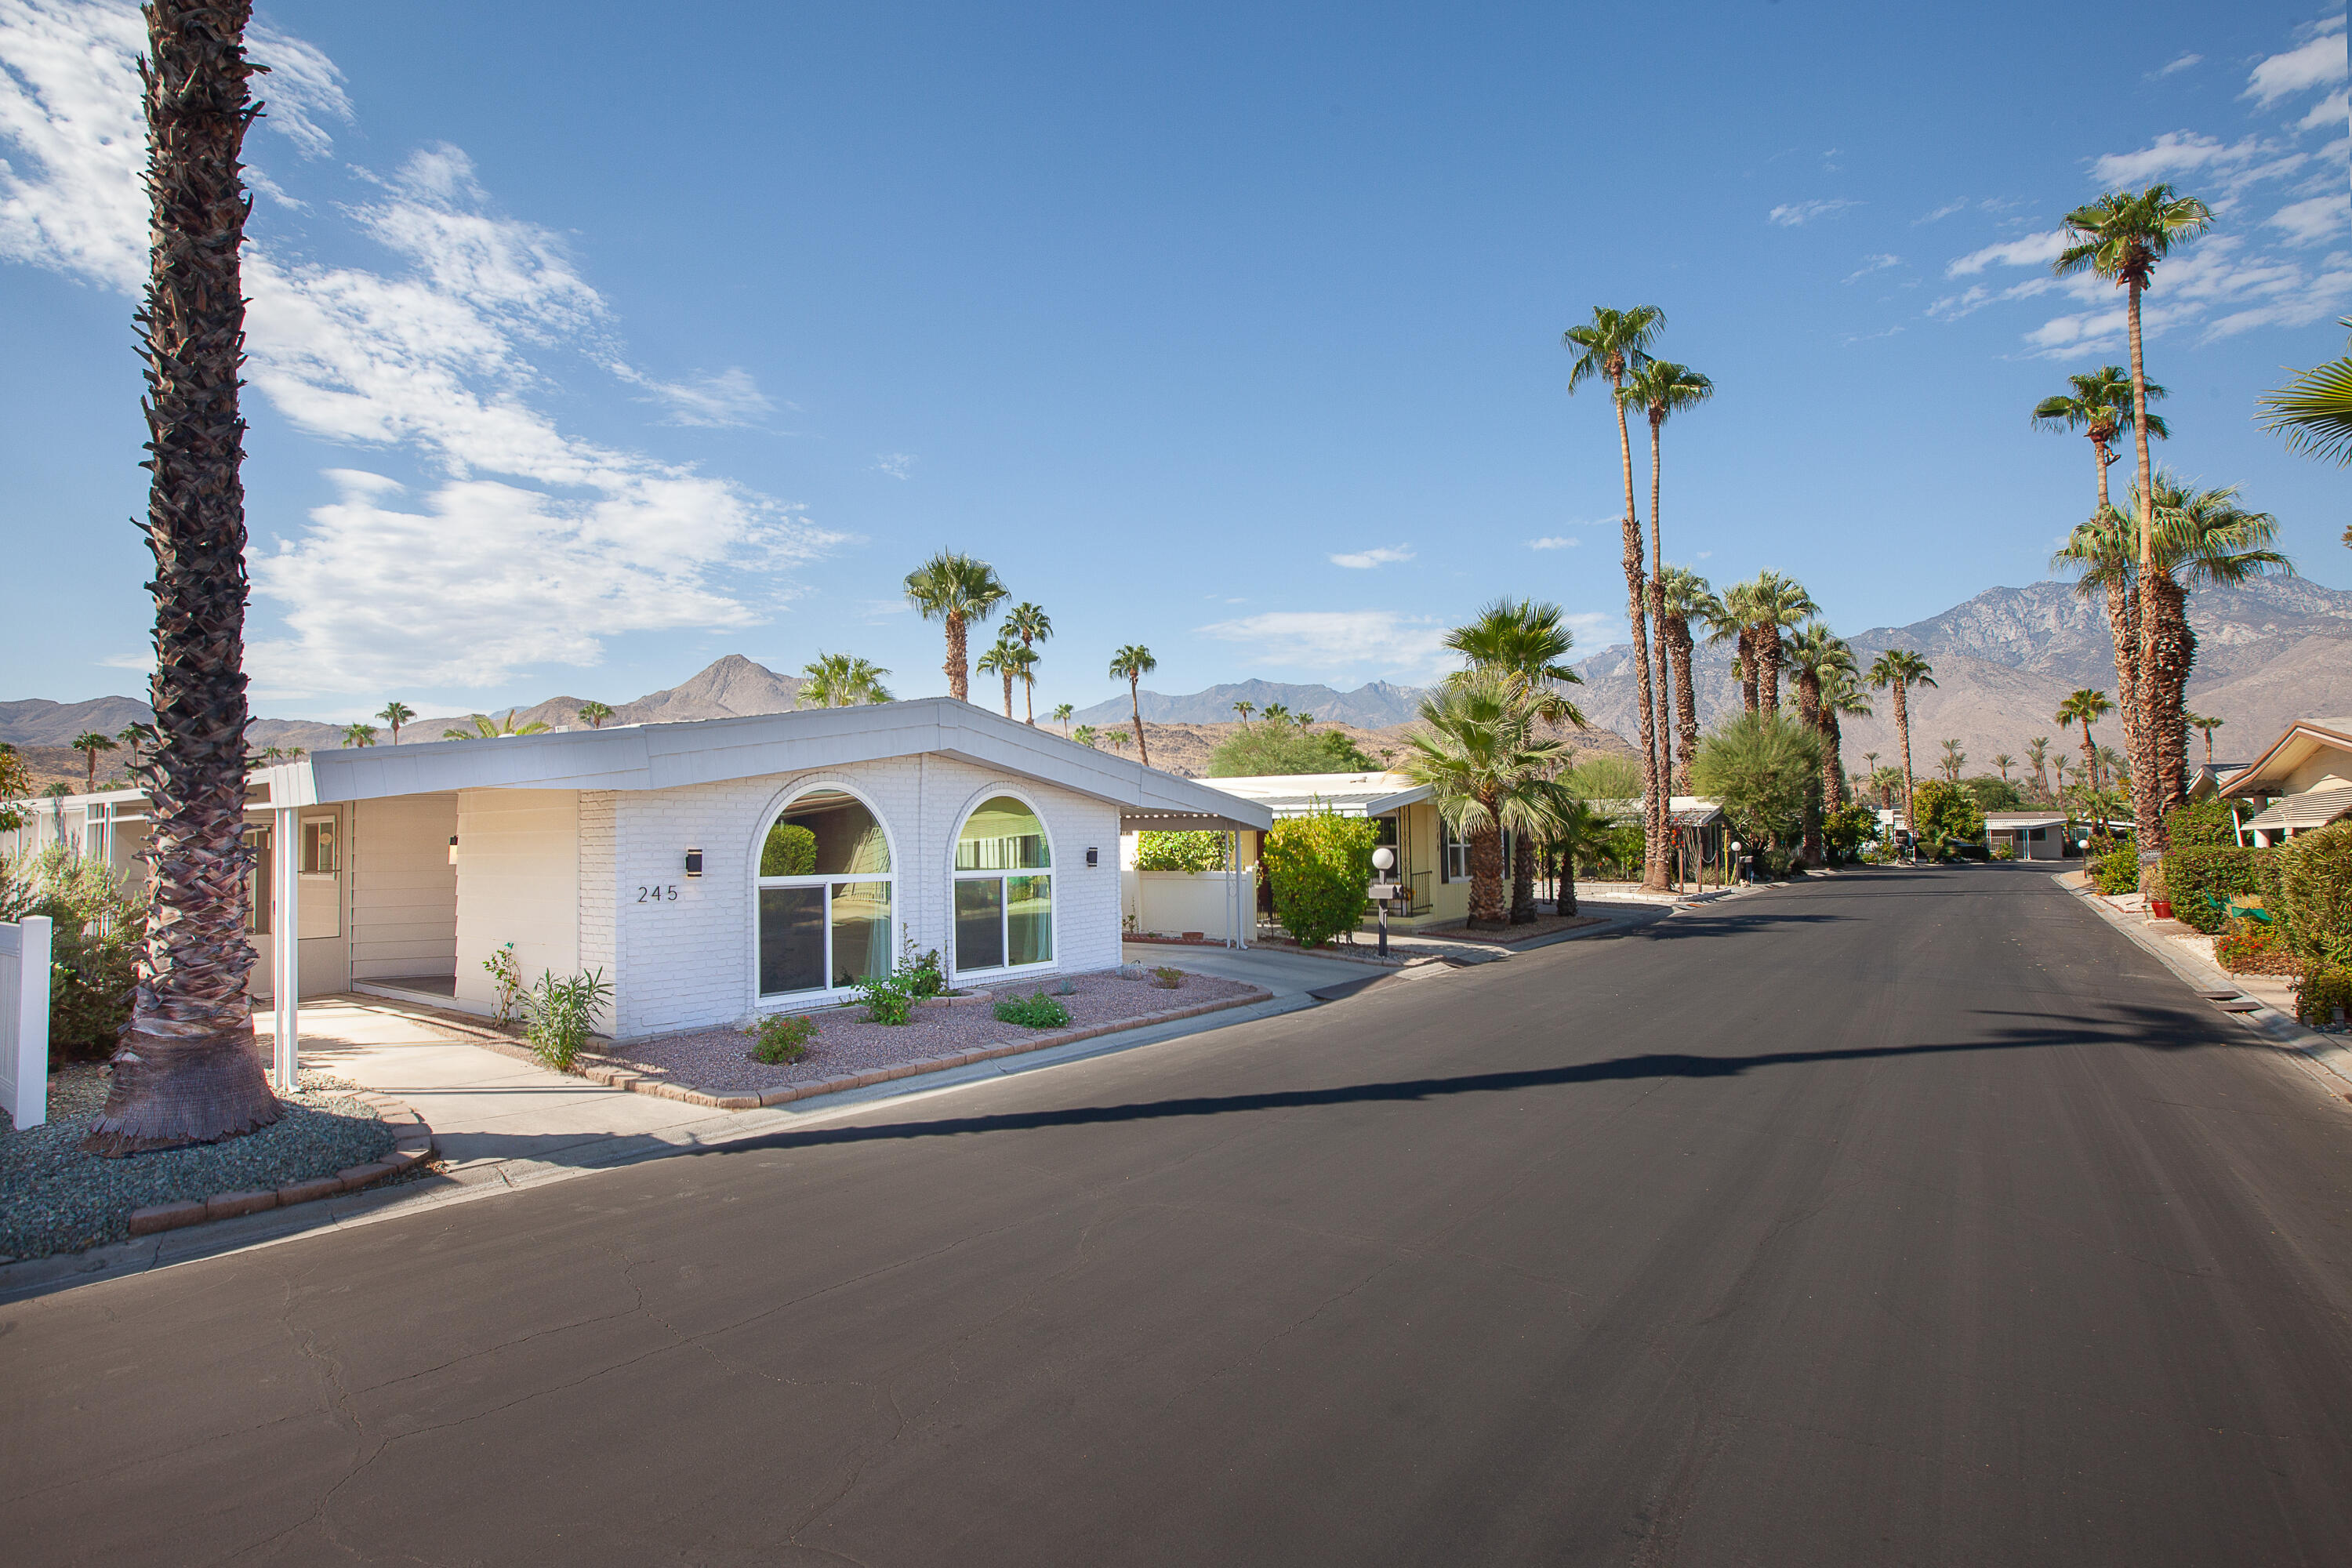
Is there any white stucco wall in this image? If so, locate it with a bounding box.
[606,756,1122,1040]
[454,789,579,1013]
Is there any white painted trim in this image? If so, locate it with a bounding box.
[945,782,1061,986]
[272,805,300,1091]
[745,775,904,1013]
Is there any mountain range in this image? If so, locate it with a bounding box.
[1069,678,1428,729]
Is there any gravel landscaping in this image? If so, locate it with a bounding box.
[0,1062,395,1261]
[596,966,1262,1098]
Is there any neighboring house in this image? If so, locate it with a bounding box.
[1983,811,2069,861]
[2219,716,2352,848]
[4,702,1268,1054]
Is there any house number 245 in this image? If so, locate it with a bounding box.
[636,885,680,903]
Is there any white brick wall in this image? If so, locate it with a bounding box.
[608,757,1122,1040]
[579,791,618,985]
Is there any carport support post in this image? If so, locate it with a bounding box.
[272,804,299,1092]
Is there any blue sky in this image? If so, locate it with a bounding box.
[1,1,2345,721]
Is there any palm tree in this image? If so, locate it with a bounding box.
[1742,572,1819,715]
[341,723,377,748]
[376,699,414,745]
[1051,702,1074,733]
[86,0,281,1155]
[1617,358,1715,793]
[976,637,1020,719]
[2024,737,2051,800]
[1868,765,1904,809]
[577,700,614,728]
[1012,646,1039,725]
[1788,624,1857,861]
[798,652,894,709]
[2052,504,2149,822]
[2258,317,2352,465]
[903,550,1008,702]
[71,731,119,793]
[117,720,158,767]
[1565,303,1671,889]
[1399,671,1570,927]
[1071,724,1098,748]
[1444,597,1588,919]
[1991,753,2016,784]
[2056,689,2114,793]
[1004,602,1052,723]
[2136,476,2290,807]
[1821,670,1871,811]
[444,710,552,740]
[1109,644,1156,767]
[2187,713,2223,766]
[1938,738,1965,783]
[2033,366,2169,513]
[1260,702,1293,726]
[1656,566,1711,793]
[1232,700,1255,724]
[1104,729,1131,754]
[1701,582,1758,714]
[1867,650,1936,849]
[1546,797,1618,916]
[2053,183,2213,855]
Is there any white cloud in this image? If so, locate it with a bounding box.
[2268,194,2351,245]
[2246,20,2348,107]
[2301,89,2350,133]
[1844,253,1901,283]
[616,365,775,428]
[1563,612,1617,647]
[1768,198,1860,227]
[2090,131,2261,186]
[1194,610,1453,676]
[1329,544,1415,569]
[872,452,916,480]
[1913,200,1968,225]
[2151,52,2202,79]
[0,2,831,699]
[1946,230,2066,277]
[2017,232,2352,354]
[1527,535,1579,550]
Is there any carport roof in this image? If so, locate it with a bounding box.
[1198,772,1432,818]
[253,699,1272,832]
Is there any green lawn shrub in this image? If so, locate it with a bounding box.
[2165,797,2240,850]
[994,990,1071,1029]
[1822,804,1878,862]
[854,972,914,1025]
[2092,841,2141,895]
[2161,846,2274,934]
[0,848,143,1064]
[1134,831,1228,873]
[524,967,611,1070]
[2296,967,2352,1029]
[1911,779,1986,858]
[1260,811,1376,948]
[2274,821,2352,978]
[747,1012,816,1064]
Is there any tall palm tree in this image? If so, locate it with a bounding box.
[1617,358,1715,793]
[376,699,414,745]
[2133,477,2289,805]
[1821,669,1871,811]
[1109,644,1156,767]
[1742,572,1818,715]
[2257,317,2352,465]
[1103,729,1131,753]
[2033,366,2169,513]
[1702,583,1757,713]
[1655,566,1711,794]
[1004,602,1052,723]
[72,731,119,793]
[577,700,614,728]
[1869,765,1904,810]
[797,652,893,708]
[1565,303,1670,890]
[2052,504,2148,821]
[1260,702,1293,725]
[2053,183,2213,858]
[1938,738,1966,783]
[1051,702,1074,733]
[1232,700,1255,724]
[1867,650,1936,849]
[87,0,281,1154]
[1991,753,2016,784]
[1011,646,1039,726]
[341,723,377,748]
[1546,797,1618,916]
[2056,689,2114,794]
[1444,598,1588,920]
[2187,713,2223,766]
[1399,671,1570,927]
[977,637,1020,719]
[1786,623,1855,862]
[903,550,1007,702]
[2024,737,2051,800]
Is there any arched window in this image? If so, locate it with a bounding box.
[953,795,1052,974]
[757,786,894,998]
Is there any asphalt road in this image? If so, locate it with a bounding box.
[6,863,2352,1566]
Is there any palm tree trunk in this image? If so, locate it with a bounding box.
[2093,437,2111,512]
[1797,675,1824,866]
[85,750,96,793]
[1894,686,1916,851]
[1000,669,1014,719]
[1647,415,1673,810]
[1128,678,1149,768]
[1023,681,1034,725]
[1555,843,1577,916]
[1468,808,1507,926]
[2146,576,2193,809]
[1611,380,1668,891]
[86,0,280,1155]
[2124,277,2165,865]
[1758,626,1783,714]
[1509,827,1536,924]
[1823,712,1846,811]
[1737,630,1759,715]
[946,612,969,702]
[1669,619,1699,796]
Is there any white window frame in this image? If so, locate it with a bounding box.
[750,780,899,1009]
[1443,817,1471,884]
[949,787,1058,983]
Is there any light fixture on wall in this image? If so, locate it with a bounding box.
[684,848,704,878]
[448,835,459,866]
[1086,847,1098,867]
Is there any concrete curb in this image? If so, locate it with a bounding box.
[570,988,1276,1112]
[2057,873,2352,1090]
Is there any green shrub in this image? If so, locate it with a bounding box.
[0,848,143,1064]
[1822,803,1879,861]
[482,942,524,1028]
[2160,846,2273,934]
[1690,713,1821,848]
[2296,967,2352,1029]
[1151,965,1184,989]
[1911,779,1986,856]
[2274,822,2352,978]
[746,1012,816,1064]
[2164,796,2239,850]
[760,823,817,877]
[1960,775,2024,812]
[1207,724,1377,778]
[2092,841,2141,895]
[854,972,913,1025]
[1260,811,1377,949]
[895,938,946,998]
[2216,916,2299,975]
[994,990,1071,1029]
[524,967,611,1069]
[1134,830,1229,873]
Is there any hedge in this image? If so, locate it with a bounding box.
[2161,846,2276,935]
[1259,811,1375,949]
[2274,821,2352,978]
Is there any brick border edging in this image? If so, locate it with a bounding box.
[571,987,1276,1112]
[122,1091,437,1238]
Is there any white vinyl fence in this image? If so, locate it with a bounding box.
[1,915,53,1130]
